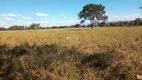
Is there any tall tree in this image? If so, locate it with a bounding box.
[134,18,142,26]
[29,23,40,29]
[78,3,108,28]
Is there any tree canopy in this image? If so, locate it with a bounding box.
[78,3,108,28]
[29,23,40,29]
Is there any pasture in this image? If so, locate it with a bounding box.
[0,26,142,80]
[0,27,142,53]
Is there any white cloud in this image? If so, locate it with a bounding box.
[29,20,79,27]
[0,21,6,27]
[57,20,77,23]
[36,13,50,16]
[4,17,13,20]
[38,21,49,24]
[0,21,5,24]
[0,14,17,17]
[61,14,65,16]
[25,22,32,25]
[45,18,48,20]
[21,16,31,20]
[18,14,22,16]
[109,14,142,21]
[0,18,80,27]
[61,14,67,18]
[17,14,31,20]
[0,14,7,16]
[106,12,108,15]
[46,20,80,26]
[64,16,67,18]
[8,14,17,17]
[16,20,21,22]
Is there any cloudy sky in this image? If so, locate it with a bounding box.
[0,0,142,27]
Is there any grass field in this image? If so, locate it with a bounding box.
[0,27,142,53]
[0,26,142,80]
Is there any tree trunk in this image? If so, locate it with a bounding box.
[91,23,93,29]
[90,20,94,29]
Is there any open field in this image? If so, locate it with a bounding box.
[0,26,142,80]
[0,27,142,53]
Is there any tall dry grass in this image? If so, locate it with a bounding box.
[0,27,142,53]
[0,26,142,80]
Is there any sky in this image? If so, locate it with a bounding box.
[0,0,142,27]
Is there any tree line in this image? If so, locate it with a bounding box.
[0,18,142,30]
[99,18,142,27]
[0,23,74,30]
[75,18,142,27]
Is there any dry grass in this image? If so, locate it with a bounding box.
[0,27,142,53]
[0,26,142,80]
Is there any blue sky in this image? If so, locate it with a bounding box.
[0,0,142,27]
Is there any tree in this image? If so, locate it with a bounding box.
[29,23,40,29]
[78,3,108,29]
[99,22,107,26]
[128,21,135,26]
[9,25,18,30]
[0,27,5,30]
[9,25,26,30]
[135,18,142,26]
[74,23,81,28]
